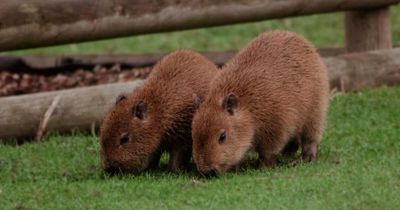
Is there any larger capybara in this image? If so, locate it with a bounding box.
[100,50,218,173]
[192,31,330,175]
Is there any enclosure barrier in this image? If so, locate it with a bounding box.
[1,48,400,141]
[0,0,398,52]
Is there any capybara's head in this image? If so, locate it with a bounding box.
[100,94,159,174]
[192,93,254,176]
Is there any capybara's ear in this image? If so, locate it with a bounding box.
[192,93,203,109]
[132,100,147,120]
[115,94,127,105]
[223,93,239,115]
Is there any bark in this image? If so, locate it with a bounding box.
[326,48,400,91]
[345,7,392,52]
[0,0,399,51]
[0,81,143,141]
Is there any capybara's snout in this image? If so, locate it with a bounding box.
[199,168,219,178]
[196,161,222,177]
[102,159,124,174]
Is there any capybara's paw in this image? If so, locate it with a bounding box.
[167,160,183,172]
[302,153,317,162]
[302,145,318,162]
[259,154,278,168]
[167,165,179,172]
[167,158,191,172]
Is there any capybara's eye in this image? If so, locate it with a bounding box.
[219,131,226,144]
[120,133,129,145]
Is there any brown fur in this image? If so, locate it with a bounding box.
[100,50,218,173]
[192,31,330,175]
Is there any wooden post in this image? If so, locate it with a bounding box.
[345,7,392,53]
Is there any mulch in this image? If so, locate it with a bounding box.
[0,48,346,97]
[0,64,151,97]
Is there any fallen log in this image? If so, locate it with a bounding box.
[0,81,143,141]
[0,0,399,51]
[325,48,400,91]
[1,48,400,140]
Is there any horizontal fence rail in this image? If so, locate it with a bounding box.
[0,0,399,51]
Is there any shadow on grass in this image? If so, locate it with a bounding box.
[97,152,317,182]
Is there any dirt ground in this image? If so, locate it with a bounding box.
[0,64,151,97]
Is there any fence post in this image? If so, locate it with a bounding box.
[345,7,392,53]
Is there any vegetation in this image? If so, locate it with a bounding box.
[1,86,400,209]
[1,7,400,210]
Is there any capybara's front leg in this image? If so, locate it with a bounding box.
[256,142,279,168]
[256,131,289,168]
[167,146,191,172]
[146,149,162,170]
[258,152,278,168]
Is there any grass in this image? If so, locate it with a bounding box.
[1,86,400,209]
[1,5,400,210]
[1,6,399,56]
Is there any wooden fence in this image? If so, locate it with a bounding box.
[0,0,398,52]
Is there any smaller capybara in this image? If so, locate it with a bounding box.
[192,31,330,175]
[100,50,218,173]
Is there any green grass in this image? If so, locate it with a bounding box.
[1,5,400,209]
[1,86,399,209]
[1,6,400,56]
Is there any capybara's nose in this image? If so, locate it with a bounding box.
[103,160,122,174]
[104,166,121,175]
[201,168,218,178]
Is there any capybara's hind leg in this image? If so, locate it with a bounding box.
[301,116,325,162]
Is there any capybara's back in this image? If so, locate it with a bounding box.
[192,31,329,175]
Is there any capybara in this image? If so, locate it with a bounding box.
[100,50,218,173]
[192,31,329,175]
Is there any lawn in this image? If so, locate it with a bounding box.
[1,6,400,210]
[1,86,399,209]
